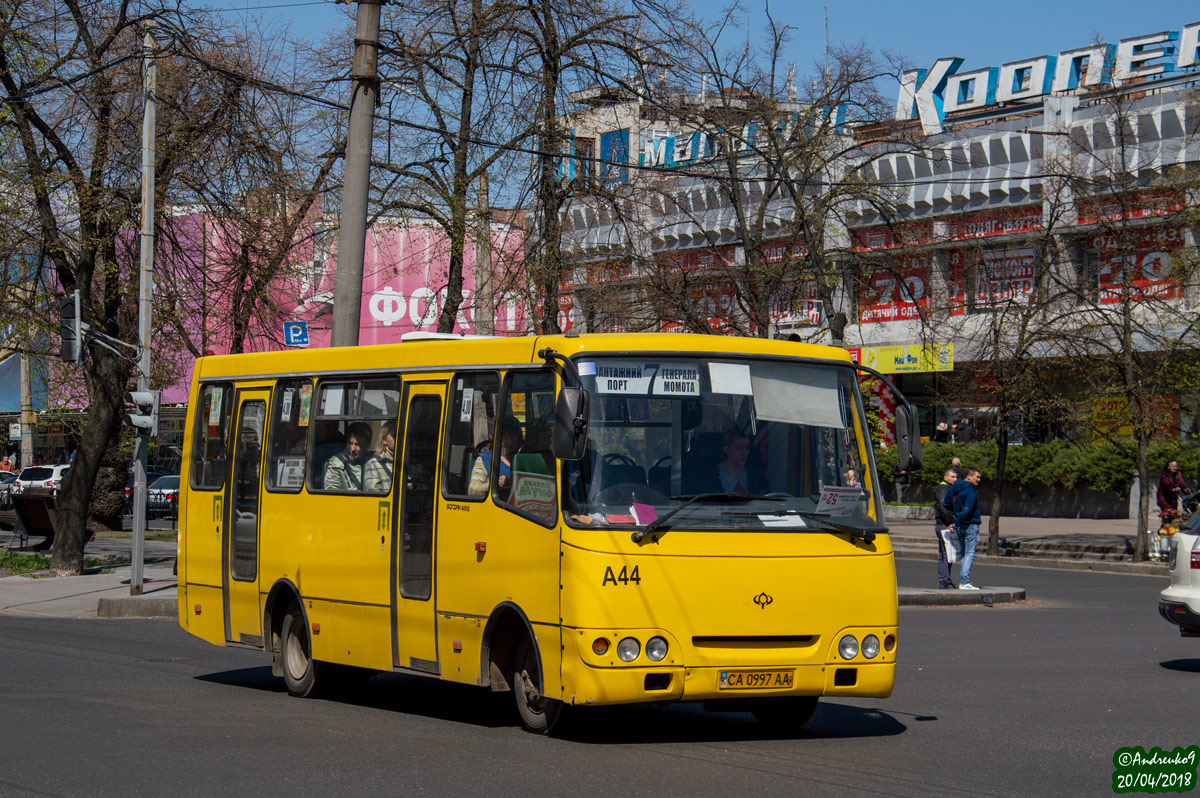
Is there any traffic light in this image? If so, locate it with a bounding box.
[59,291,81,363]
[123,390,160,436]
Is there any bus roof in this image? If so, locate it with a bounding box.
[191,332,853,381]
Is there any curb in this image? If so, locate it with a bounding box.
[97,597,177,619]
[899,586,1025,607]
[894,549,1169,577]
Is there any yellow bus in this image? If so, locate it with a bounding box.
[177,332,921,733]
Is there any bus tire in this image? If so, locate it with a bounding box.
[281,604,322,698]
[513,635,562,734]
[751,696,818,732]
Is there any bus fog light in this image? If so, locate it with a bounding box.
[838,634,859,660]
[617,637,640,662]
[884,634,896,651]
[645,636,668,661]
[592,637,610,656]
[862,635,880,659]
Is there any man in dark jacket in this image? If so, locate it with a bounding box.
[944,467,982,590]
[933,469,958,589]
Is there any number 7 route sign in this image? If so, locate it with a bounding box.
[284,321,310,347]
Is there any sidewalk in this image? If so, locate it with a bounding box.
[1,516,1159,620]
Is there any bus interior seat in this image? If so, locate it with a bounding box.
[600,461,646,488]
[682,432,724,494]
[310,424,345,490]
[647,459,671,497]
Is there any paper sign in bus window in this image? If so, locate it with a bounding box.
[817,485,866,517]
[510,472,556,524]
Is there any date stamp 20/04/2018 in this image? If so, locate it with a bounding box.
[1113,746,1199,794]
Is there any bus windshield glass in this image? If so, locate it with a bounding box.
[563,357,883,532]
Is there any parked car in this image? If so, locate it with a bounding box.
[146,474,181,519]
[1160,515,1200,638]
[124,465,176,515]
[0,470,17,509]
[10,464,71,496]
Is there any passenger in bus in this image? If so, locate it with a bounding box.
[490,422,525,500]
[364,421,396,493]
[323,421,372,492]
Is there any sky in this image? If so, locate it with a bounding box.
[205,0,1200,90]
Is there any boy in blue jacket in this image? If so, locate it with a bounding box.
[943,467,982,590]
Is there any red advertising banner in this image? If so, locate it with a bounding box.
[946,205,1042,240]
[1077,190,1183,225]
[761,238,808,263]
[852,221,932,252]
[672,246,736,273]
[770,280,821,326]
[661,282,740,333]
[948,246,1038,315]
[1087,226,1184,304]
[858,256,931,324]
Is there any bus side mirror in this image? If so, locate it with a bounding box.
[552,387,591,461]
[895,404,923,471]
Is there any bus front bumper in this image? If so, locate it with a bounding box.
[560,661,895,707]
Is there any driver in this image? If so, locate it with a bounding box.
[713,429,764,495]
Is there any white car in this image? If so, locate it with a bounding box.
[1160,519,1200,637]
[10,464,71,496]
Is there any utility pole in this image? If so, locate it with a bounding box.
[131,28,157,596]
[19,354,33,469]
[331,0,384,348]
[475,171,494,335]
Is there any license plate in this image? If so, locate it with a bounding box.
[718,669,794,690]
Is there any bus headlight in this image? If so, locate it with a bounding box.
[617,637,640,662]
[861,635,880,659]
[838,634,859,659]
[645,636,668,662]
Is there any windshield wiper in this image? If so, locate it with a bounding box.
[792,511,879,543]
[631,493,785,545]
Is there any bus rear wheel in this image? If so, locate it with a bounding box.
[281,604,322,697]
[513,635,562,734]
[751,696,819,732]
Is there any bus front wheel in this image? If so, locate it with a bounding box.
[513,635,562,734]
[751,696,819,732]
[281,604,322,698]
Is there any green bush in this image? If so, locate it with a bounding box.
[874,439,1200,498]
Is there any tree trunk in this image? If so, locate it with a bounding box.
[1134,436,1152,562]
[87,438,127,533]
[51,348,129,574]
[987,425,1008,556]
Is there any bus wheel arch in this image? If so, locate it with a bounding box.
[263,580,303,681]
[480,602,562,734]
[480,602,534,693]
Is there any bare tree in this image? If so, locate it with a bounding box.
[0,1,247,573]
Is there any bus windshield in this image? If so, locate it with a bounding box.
[563,356,883,533]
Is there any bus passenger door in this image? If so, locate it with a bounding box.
[223,389,269,647]
[391,382,445,674]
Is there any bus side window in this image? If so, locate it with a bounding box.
[266,379,313,492]
[493,370,557,526]
[307,378,401,495]
[444,372,500,500]
[191,383,233,491]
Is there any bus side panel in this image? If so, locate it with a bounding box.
[182,584,227,645]
[436,615,485,684]
[435,500,562,698]
[258,491,394,671]
[182,488,228,642]
[304,599,393,669]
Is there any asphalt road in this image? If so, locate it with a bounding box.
[1,560,1196,798]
